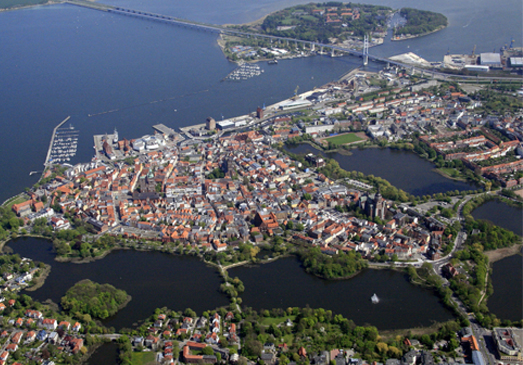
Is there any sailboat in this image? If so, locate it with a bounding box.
[371,293,379,304]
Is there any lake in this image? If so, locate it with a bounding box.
[489,254,523,322]
[285,144,476,196]
[472,200,523,236]
[230,256,455,330]
[7,237,229,330]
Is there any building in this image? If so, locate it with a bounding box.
[257,106,264,119]
[493,328,523,361]
[360,191,387,220]
[206,117,216,131]
[479,53,501,68]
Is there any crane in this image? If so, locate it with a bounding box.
[293,85,300,100]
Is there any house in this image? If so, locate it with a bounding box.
[11,332,22,345]
[5,344,17,352]
[59,321,71,330]
[47,331,60,344]
[205,332,219,344]
[25,331,36,343]
[73,322,82,332]
[133,336,144,346]
[36,330,48,341]
[42,318,57,330]
[145,335,159,350]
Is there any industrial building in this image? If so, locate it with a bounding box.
[480,53,502,68]
[509,57,523,68]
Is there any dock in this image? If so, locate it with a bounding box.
[44,116,71,166]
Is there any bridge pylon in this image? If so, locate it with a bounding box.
[363,34,369,66]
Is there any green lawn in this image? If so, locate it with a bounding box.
[131,352,157,365]
[324,133,363,146]
[260,315,296,326]
[4,194,29,209]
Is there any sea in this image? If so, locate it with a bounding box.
[0,0,521,202]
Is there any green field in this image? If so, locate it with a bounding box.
[131,352,157,365]
[324,133,364,146]
[260,315,296,326]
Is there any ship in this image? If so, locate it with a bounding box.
[371,293,379,304]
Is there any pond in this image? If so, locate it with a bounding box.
[489,254,523,322]
[472,199,523,236]
[7,237,229,330]
[284,144,476,197]
[230,256,455,330]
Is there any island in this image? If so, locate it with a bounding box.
[61,279,131,320]
[221,2,448,63]
[391,8,448,41]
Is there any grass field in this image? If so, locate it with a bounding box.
[131,352,157,365]
[260,315,296,326]
[324,133,363,146]
[4,194,29,209]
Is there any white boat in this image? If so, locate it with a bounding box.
[371,293,379,304]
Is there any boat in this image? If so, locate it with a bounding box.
[268,59,278,65]
[371,293,379,304]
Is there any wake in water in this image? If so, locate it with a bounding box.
[87,89,209,117]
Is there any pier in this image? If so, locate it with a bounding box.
[44,116,70,166]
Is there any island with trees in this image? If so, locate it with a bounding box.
[61,279,131,320]
[221,2,447,62]
[392,8,448,41]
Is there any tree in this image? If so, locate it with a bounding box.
[202,346,214,355]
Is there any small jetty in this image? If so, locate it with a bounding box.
[371,293,379,304]
[223,62,263,82]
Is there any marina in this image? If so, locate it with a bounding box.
[223,62,264,81]
[47,124,79,165]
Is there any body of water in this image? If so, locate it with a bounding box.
[86,342,120,365]
[7,237,229,330]
[489,254,523,322]
[285,144,476,196]
[472,200,523,236]
[231,256,454,330]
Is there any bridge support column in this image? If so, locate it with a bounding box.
[320,46,324,54]
[311,44,315,52]
[331,49,335,57]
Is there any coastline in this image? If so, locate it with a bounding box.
[432,168,468,182]
[25,263,51,292]
[391,24,447,41]
[484,244,523,263]
[0,0,63,13]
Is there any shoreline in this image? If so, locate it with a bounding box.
[484,244,523,263]
[391,24,447,41]
[25,263,51,292]
[432,168,469,182]
[0,0,63,13]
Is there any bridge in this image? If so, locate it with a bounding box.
[65,0,522,81]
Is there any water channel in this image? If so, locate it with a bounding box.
[230,256,454,330]
[284,144,476,196]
